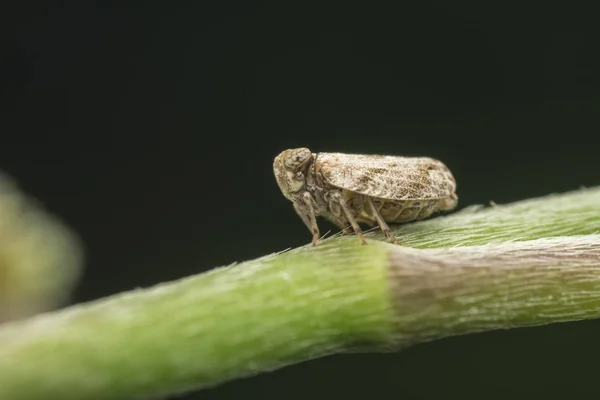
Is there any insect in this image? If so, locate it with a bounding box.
[273,148,458,246]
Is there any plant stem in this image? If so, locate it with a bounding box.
[0,187,599,399]
[389,235,600,345]
[0,240,395,400]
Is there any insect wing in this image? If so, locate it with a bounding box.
[316,153,455,201]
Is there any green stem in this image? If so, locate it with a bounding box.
[0,187,599,400]
[0,240,395,400]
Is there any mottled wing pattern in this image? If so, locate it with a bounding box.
[316,152,456,200]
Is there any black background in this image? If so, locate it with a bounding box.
[5,2,600,399]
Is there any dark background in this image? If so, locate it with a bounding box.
[4,2,600,399]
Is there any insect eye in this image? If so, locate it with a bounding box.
[284,148,312,171]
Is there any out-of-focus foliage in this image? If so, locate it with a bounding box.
[0,172,83,323]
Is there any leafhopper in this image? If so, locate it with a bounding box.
[273,148,458,245]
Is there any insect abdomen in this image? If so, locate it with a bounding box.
[371,198,452,223]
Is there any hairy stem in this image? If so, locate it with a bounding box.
[0,187,599,399]
[390,235,600,345]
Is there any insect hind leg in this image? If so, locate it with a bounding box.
[332,192,367,245]
[366,197,398,244]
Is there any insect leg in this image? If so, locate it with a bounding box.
[332,192,367,245]
[301,192,320,246]
[339,223,353,235]
[365,197,398,244]
[293,202,315,238]
[329,217,353,235]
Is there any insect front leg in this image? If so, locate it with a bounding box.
[331,192,367,245]
[365,197,398,244]
[293,202,313,234]
[295,192,320,246]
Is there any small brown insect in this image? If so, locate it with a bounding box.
[273,148,458,246]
